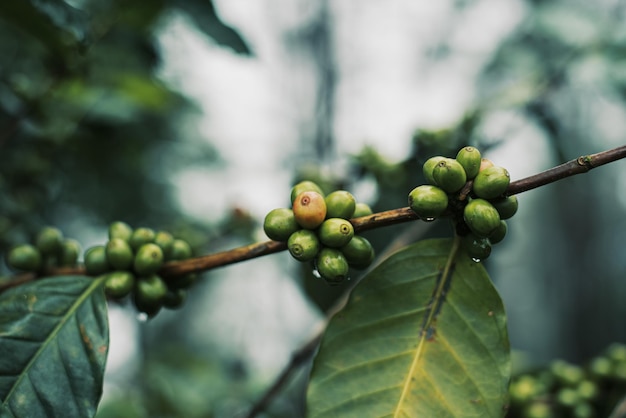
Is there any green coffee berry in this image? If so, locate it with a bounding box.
[290,180,324,203]
[340,235,375,269]
[556,388,580,407]
[522,402,553,418]
[423,156,446,185]
[108,221,133,242]
[550,360,584,386]
[408,185,449,219]
[263,208,300,241]
[105,238,134,270]
[324,190,356,219]
[134,243,164,276]
[472,166,510,199]
[103,271,135,298]
[316,248,349,285]
[488,221,507,245]
[572,403,593,418]
[456,146,482,179]
[134,274,168,317]
[287,229,320,262]
[168,239,192,261]
[163,288,187,309]
[154,231,175,256]
[128,227,156,251]
[433,158,467,193]
[292,191,327,229]
[318,218,354,248]
[491,195,519,220]
[35,226,64,256]
[463,199,501,238]
[167,273,197,290]
[589,356,612,378]
[84,245,110,275]
[461,234,492,261]
[7,244,42,272]
[59,239,81,267]
[353,202,373,218]
[509,375,540,404]
[576,380,598,401]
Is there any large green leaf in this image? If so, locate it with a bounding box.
[0,275,109,418]
[307,238,510,417]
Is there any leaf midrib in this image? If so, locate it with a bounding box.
[392,237,461,418]
[2,276,105,408]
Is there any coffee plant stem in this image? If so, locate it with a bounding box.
[1,144,625,293]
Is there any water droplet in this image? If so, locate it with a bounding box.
[471,257,482,263]
[312,268,321,279]
[423,217,436,222]
[136,312,149,322]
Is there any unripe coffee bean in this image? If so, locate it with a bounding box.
[7,244,42,272]
[129,227,156,251]
[154,231,175,256]
[168,239,192,261]
[353,202,373,218]
[35,226,63,256]
[163,288,187,309]
[408,185,448,219]
[290,180,324,203]
[292,191,327,229]
[473,166,510,199]
[134,243,164,276]
[106,238,134,270]
[488,221,507,244]
[108,221,133,242]
[316,248,349,285]
[456,146,482,179]
[319,218,354,248]
[341,235,375,269]
[84,245,110,275]
[463,199,501,237]
[287,229,320,262]
[134,274,168,317]
[423,156,446,185]
[59,239,81,267]
[433,158,467,193]
[264,208,300,241]
[491,196,519,220]
[103,271,135,298]
[461,234,492,261]
[325,190,356,219]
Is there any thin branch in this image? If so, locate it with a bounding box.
[1,144,625,294]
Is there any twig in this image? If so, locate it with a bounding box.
[1,144,625,294]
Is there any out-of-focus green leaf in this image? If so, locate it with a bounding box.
[307,238,510,417]
[0,275,109,417]
[0,1,81,62]
[172,0,252,55]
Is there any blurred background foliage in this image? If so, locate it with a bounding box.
[1,0,626,417]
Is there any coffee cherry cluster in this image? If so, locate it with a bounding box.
[84,221,195,318]
[263,181,375,285]
[5,226,81,272]
[409,146,519,261]
[507,343,626,418]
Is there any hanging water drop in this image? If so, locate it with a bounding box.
[136,312,149,322]
[312,268,322,279]
[471,257,482,263]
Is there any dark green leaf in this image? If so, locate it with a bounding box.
[307,238,510,417]
[0,275,109,418]
[172,0,252,55]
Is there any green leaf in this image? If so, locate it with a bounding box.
[307,238,510,417]
[0,275,109,418]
